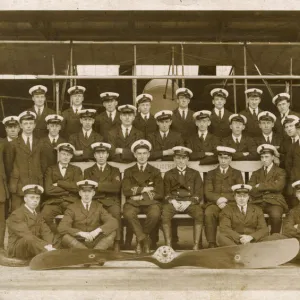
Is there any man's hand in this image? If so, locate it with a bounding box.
[163,149,174,156]
[130,195,143,201]
[240,235,253,244]
[171,200,183,212]
[255,184,260,188]
[90,228,102,239]
[243,152,250,156]
[181,201,191,210]
[115,148,123,155]
[294,224,299,229]
[216,197,228,205]
[77,231,93,242]
[44,244,56,251]
[74,150,83,156]
[53,183,58,187]
[142,186,154,193]
[205,152,214,156]
[217,202,227,209]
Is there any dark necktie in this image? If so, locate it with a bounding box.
[218,110,222,119]
[37,108,42,117]
[26,137,31,151]
[140,166,144,172]
[264,167,268,177]
[33,210,37,216]
[109,112,113,121]
[144,115,148,122]
[162,133,167,141]
[199,134,204,142]
[75,109,78,115]
[235,138,239,145]
[241,206,246,215]
[52,138,56,146]
[125,128,129,138]
[178,170,185,185]
[84,132,88,139]
[292,137,295,144]
[85,204,89,211]
[266,136,270,144]
[221,168,225,175]
[182,110,186,120]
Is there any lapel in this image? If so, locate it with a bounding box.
[244,204,254,224]
[54,163,65,179]
[173,108,181,121]
[154,131,164,146]
[87,201,97,217]
[185,167,194,182]
[80,201,89,216]
[78,130,91,147]
[17,136,32,155]
[116,126,126,142]
[23,205,37,221]
[234,204,247,223]
[132,164,152,184]
[239,135,247,150]
[96,164,110,182]
[265,164,276,181]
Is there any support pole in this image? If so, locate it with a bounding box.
[132,45,137,105]
[55,82,60,115]
[290,57,293,107]
[243,43,248,106]
[69,41,74,99]
[51,55,56,110]
[0,98,5,119]
[181,44,185,88]
[171,46,175,100]
[233,67,237,113]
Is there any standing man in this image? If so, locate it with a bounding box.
[41,143,83,231]
[95,92,121,140]
[171,88,197,142]
[209,88,233,138]
[2,116,20,142]
[218,184,269,246]
[58,180,118,251]
[248,144,288,234]
[39,114,66,174]
[84,142,122,252]
[62,85,86,137]
[133,94,157,139]
[148,110,184,161]
[122,140,163,254]
[239,88,263,138]
[6,184,58,259]
[107,105,143,163]
[222,114,258,161]
[5,111,43,211]
[204,146,244,248]
[162,146,203,250]
[27,85,55,139]
[69,109,103,162]
[186,110,220,164]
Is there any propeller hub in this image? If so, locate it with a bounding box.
[152,246,176,264]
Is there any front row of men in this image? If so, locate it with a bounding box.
[5,137,300,259]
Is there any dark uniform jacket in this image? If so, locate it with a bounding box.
[44,163,82,205]
[133,113,157,139]
[274,110,300,138]
[39,135,66,174]
[95,111,121,141]
[122,163,164,207]
[69,130,103,162]
[4,136,43,196]
[186,132,220,164]
[283,204,300,239]
[171,108,197,143]
[219,203,269,243]
[107,126,144,163]
[209,108,233,138]
[84,163,121,206]
[239,108,262,138]
[280,136,298,168]
[57,200,118,236]
[285,142,300,184]
[148,130,184,161]
[0,140,9,203]
[164,167,203,204]
[61,107,84,138]
[248,164,288,211]
[204,166,244,204]
[28,106,55,139]
[255,132,282,149]
[7,205,54,257]
[222,134,259,161]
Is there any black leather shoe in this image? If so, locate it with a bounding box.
[150,242,157,250]
[143,236,151,254]
[135,242,143,254]
[208,242,217,248]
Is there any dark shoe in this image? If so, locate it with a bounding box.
[135,242,143,254]
[171,242,180,250]
[150,242,157,250]
[113,241,120,253]
[208,242,217,248]
[143,236,151,254]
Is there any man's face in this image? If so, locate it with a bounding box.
[196,118,211,132]
[138,102,151,115]
[79,189,95,203]
[5,125,20,139]
[134,148,150,164]
[174,154,189,169]
[24,193,40,210]
[157,119,172,132]
[176,95,190,109]
[80,117,94,131]
[212,96,226,110]
[20,120,36,135]
[58,150,73,164]
[120,113,135,126]
[235,192,249,207]
[103,99,118,112]
[284,123,297,137]
[230,121,245,135]
[94,150,109,165]
[260,153,274,167]
[71,93,84,106]
[248,96,261,110]
[47,123,61,137]
[259,120,274,135]
[218,154,232,169]
[277,100,290,114]
[32,94,46,107]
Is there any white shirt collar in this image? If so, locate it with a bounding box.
[264,163,274,173]
[198,130,208,139]
[178,108,188,113]
[214,107,224,117]
[48,134,59,141]
[22,133,33,142]
[232,134,242,142]
[137,163,147,171]
[72,105,82,113]
[107,110,116,118]
[97,163,106,170]
[263,132,273,140]
[121,124,132,132]
[25,204,36,215]
[81,200,92,210]
[34,105,44,113]
[177,166,187,173]
[291,135,299,142]
[141,112,150,119]
[220,166,229,174]
[237,204,247,212]
[282,110,290,118]
[160,130,169,137]
[7,137,13,142]
[82,128,93,137]
[249,107,258,115]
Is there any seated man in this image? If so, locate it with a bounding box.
[222,114,258,161]
[122,140,163,254]
[83,142,122,252]
[218,184,269,246]
[148,110,184,161]
[133,94,157,139]
[2,115,20,142]
[58,180,118,250]
[41,143,83,231]
[107,105,144,163]
[186,110,220,164]
[69,109,103,162]
[204,146,244,248]
[6,184,58,259]
[162,146,203,250]
[248,144,288,234]
[40,114,66,174]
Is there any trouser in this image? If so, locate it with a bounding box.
[61,232,116,250]
[259,203,284,234]
[204,204,221,243]
[123,203,161,242]
[103,204,121,241]
[0,203,5,248]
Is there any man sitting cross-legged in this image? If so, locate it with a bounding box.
[58,180,118,250]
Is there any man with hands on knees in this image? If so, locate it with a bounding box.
[218,184,269,246]
[58,180,118,251]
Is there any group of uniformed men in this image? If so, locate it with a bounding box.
[1,83,300,260]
